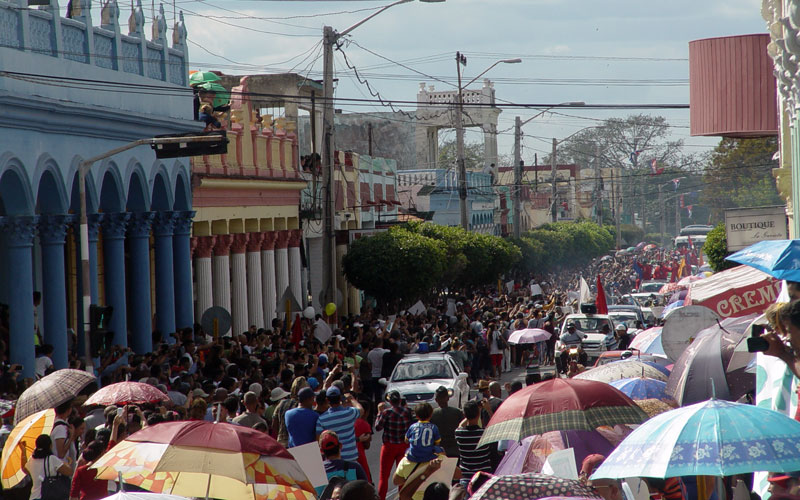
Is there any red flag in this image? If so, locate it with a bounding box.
[291,313,302,347]
[596,275,608,315]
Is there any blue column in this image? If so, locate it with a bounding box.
[101,213,130,348]
[38,215,71,369]
[127,212,155,354]
[75,214,103,358]
[153,211,178,340]
[1,216,37,379]
[173,210,195,330]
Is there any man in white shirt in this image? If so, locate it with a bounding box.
[367,339,389,404]
[35,344,54,379]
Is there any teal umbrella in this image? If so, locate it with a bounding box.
[198,82,230,108]
[189,70,221,86]
[592,399,800,479]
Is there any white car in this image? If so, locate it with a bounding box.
[555,313,618,361]
[382,353,470,409]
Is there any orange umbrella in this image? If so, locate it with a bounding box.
[1,409,56,488]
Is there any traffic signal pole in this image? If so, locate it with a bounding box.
[78,134,224,372]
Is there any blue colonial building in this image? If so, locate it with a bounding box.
[0,0,198,378]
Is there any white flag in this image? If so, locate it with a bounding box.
[314,318,332,343]
[579,277,591,308]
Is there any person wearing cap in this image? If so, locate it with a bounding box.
[285,387,319,447]
[615,324,631,351]
[233,391,266,428]
[318,430,368,496]
[374,390,415,500]
[768,471,800,499]
[430,386,463,458]
[316,385,364,467]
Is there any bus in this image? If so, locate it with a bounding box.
[679,225,713,237]
[673,234,707,251]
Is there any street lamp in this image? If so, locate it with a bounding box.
[456,55,521,230]
[512,102,585,237]
[320,0,444,307]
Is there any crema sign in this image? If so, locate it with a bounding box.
[724,206,788,252]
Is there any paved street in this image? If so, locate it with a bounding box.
[367,364,529,499]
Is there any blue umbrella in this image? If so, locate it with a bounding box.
[660,300,683,318]
[726,240,800,281]
[610,377,671,401]
[592,399,800,479]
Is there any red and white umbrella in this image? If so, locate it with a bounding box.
[508,328,552,344]
[84,382,169,407]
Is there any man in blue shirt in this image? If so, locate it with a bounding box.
[285,387,319,448]
[316,386,364,462]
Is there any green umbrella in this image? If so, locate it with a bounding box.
[189,70,221,86]
[198,82,230,109]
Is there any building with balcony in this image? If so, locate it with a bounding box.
[0,0,195,377]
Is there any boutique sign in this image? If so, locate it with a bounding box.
[724,206,787,252]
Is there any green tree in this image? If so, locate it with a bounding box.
[518,221,614,271]
[703,223,736,272]
[438,139,484,170]
[342,228,446,310]
[701,137,782,222]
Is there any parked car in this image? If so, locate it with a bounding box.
[593,350,670,368]
[382,353,470,409]
[554,313,617,362]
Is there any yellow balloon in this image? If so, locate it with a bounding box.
[325,302,337,316]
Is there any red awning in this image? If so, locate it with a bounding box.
[684,265,781,318]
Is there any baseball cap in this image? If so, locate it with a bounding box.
[326,386,341,397]
[768,471,800,483]
[319,430,340,452]
[319,353,329,364]
[298,387,315,401]
[307,377,320,390]
[616,324,627,331]
[192,388,209,398]
[270,387,290,401]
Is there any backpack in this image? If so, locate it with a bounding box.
[494,331,508,351]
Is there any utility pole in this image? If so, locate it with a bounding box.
[675,195,681,236]
[456,52,468,230]
[659,184,665,247]
[594,143,602,225]
[551,138,557,223]
[513,116,522,238]
[321,26,337,306]
[616,172,622,249]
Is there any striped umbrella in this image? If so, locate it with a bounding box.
[92,420,315,500]
[1,409,56,488]
[477,378,647,447]
[15,369,96,424]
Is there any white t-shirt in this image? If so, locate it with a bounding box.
[368,348,389,378]
[35,356,53,379]
[489,331,502,355]
[25,455,64,500]
[50,420,76,467]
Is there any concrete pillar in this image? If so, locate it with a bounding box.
[2,216,37,379]
[261,231,277,328]
[246,232,264,329]
[288,229,303,307]
[230,233,249,336]
[193,236,215,324]
[308,236,323,313]
[212,234,232,335]
[173,211,195,330]
[75,214,103,358]
[38,215,70,369]
[274,230,290,319]
[101,212,130,348]
[153,212,178,341]
[126,212,155,354]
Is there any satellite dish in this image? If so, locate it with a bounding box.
[661,305,720,361]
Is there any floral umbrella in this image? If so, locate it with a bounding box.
[591,399,800,479]
[84,382,169,407]
[92,421,315,500]
[574,360,669,384]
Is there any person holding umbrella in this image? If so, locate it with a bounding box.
[19,434,73,500]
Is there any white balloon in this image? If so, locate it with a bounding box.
[303,306,315,319]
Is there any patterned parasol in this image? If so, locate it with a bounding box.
[14,369,96,424]
[92,420,315,500]
[469,473,601,500]
[84,382,169,407]
[574,360,668,384]
[1,409,56,488]
[478,378,647,447]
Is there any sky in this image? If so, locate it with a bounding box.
[131,0,768,165]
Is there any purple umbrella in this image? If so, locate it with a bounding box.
[668,289,687,304]
[495,427,629,475]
